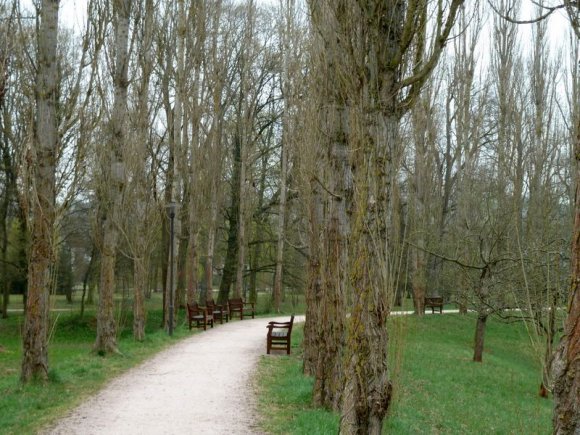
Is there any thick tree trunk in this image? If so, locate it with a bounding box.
[340,112,397,434]
[21,0,59,382]
[312,103,349,410]
[95,0,132,354]
[303,178,323,377]
[552,117,580,434]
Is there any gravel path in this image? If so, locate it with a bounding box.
[43,315,302,435]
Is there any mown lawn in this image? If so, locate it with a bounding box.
[257,314,553,434]
[0,305,194,434]
[0,291,302,434]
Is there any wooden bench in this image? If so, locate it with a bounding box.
[424,297,444,314]
[228,298,255,320]
[207,299,229,324]
[266,315,295,355]
[187,302,214,330]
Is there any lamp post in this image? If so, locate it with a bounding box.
[166,202,176,336]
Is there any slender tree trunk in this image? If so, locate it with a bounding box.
[473,267,490,363]
[218,206,238,304]
[130,0,154,341]
[218,134,241,304]
[80,246,95,318]
[273,0,293,313]
[133,256,147,341]
[95,0,132,354]
[1,189,9,319]
[273,137,287,312]
[21,0,59,382]
[235,134,246,300]
[205,194,217,302]
[473,312,488,363]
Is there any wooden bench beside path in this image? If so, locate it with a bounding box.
[266,315,295,355]
[424,296,444,314]
[207,299,229,324]
[228,298,255,320]
[187,302,214,330]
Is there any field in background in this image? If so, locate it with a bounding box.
[257,314,553,434]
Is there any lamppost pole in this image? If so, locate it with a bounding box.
[168,203,176,336]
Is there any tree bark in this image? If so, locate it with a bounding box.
[473,312,488,363]
[303,177,323,377]
[133,256,147,341]
[94,0,132,354]
[552,116,580,434]
[21,0,59,382]
[217,134,241,304]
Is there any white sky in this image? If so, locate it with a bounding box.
[21,0,575,63]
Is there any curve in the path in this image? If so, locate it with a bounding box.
[43,315,301,435]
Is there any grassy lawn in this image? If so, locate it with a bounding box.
[0,291,301,434]
[257,314,553,434]
[0,300,195,434]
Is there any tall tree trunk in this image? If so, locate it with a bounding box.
[340,111,397,434]
[133,256,147,341]
[303,176,323,377]
[235,133,246,300]
[307,3,349,409]
[552,117,580,434]
[131,0,154,341]
[95,0,131,354]
[205,186,217,302]
[218,134,241,304]
[21,0,59,382]
[312,103,349,410]
[272,136,287,312]
[273,0,293,313]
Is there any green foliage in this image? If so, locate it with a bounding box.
[257,315,552,434]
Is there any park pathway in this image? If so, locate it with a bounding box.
[43,315,303,435]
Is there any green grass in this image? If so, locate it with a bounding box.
[257,314,552,434]
[0,296,200,434]
[0,290,301,434]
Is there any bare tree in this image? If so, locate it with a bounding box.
[20,0,60,382]
[94,0,132,354]
[306,0,464,431]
